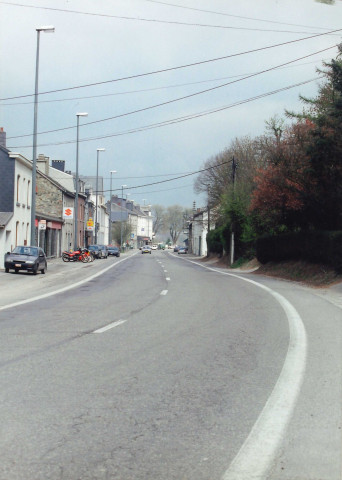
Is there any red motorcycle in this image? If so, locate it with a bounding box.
[62,248,92,263]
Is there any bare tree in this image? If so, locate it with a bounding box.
[151,204,165,235]
[194,135,269,222]
[165,205,187,245]
[111,221,132,247]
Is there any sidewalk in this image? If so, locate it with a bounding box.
[0,251,137,309]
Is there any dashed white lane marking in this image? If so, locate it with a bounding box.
[93,319,127,333]
[173,257,307,480]
[0,254,137,312]
[166,277,170,281]
[164,269,168,272]
[160,290,168,295]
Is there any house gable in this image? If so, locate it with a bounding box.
[0,146,14,213]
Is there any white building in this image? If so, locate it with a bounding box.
[0,151,32,267]
[109,198,153,247]
[191,209,210,256]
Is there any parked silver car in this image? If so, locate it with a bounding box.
[98,245,108,258]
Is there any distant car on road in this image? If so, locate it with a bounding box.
[108,246,120,257]
[151,244,158,250]
[4,246,47,274]
[141,245,152,254]
[178,247,188,254]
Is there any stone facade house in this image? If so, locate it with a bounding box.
[35,160,79,256]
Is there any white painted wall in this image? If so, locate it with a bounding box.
[0,154,32,268]
[192,211,209,256]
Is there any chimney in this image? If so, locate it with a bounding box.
[37,154,50,175]
[52,160,65,172]
[0,128,6,148]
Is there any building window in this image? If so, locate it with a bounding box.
[16,175,20,203]
[16,221,19,246]
[25,223,29,245]
[27,180,31,207]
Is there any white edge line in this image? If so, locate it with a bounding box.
[93,319,127,333]
[177,258,307,479]
[0,253,137,312]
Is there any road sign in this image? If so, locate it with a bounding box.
[86,220,94,231]
[38,220,46,230]
[63,207,74,219]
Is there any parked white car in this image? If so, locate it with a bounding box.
[151,244,158,250]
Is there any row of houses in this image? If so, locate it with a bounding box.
[0,129,153,267]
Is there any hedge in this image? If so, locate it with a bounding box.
[256,230,342,272]
[207,227,223,255]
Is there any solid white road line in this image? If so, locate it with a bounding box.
[0,254,137,312]
[178,258,307,480]
[93,319,127,333]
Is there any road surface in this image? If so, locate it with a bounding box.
[0,251,340,479]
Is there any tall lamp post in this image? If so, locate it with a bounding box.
[74,112,88,250]
[31,25,55,246]
[95,148,105,244]
[108,170,117,245]
[120,184,127,251]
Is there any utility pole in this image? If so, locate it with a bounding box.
[230,157,237,266]
[207,184,210,233]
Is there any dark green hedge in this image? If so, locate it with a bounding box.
[207,227,223,255]
[256,230,342,272]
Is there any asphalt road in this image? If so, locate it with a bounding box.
[0,251,341,479]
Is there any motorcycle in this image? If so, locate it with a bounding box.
[62,248,93,263]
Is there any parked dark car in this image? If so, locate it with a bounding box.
[4,246,47,274]
[173,246,180,252]
[178,247,188,254]
[108,246,120,257]
[88,245,102,259]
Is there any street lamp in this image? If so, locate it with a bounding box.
[74,112,88,250]
[120,184,127,250]
[108,169,117,245]
[95,148,105,244]
[31,25,55,246]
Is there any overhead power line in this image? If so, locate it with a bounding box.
[141,0,334,31]
[95,159,234,195]
[9,77,321,150]
[1,27,341,102]
[2,57,329,108]
[0,1,339,36]
[6,45,336,141]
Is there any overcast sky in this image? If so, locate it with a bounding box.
[1,0,342,208]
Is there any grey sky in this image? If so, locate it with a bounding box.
[1,0,341,207]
